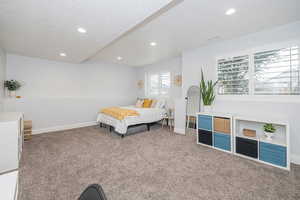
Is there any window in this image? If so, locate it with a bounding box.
[147,72,171,96]
[217,45,300,96]
[254,46,299,95]
[218,55,249,95]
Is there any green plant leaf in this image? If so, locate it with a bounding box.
[200,69,217,105]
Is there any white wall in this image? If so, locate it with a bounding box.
[0,48,6,112]
[175,21,300,163]
[5,54,138,133]
[136,56,182,108]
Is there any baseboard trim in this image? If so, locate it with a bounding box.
[32,121,98,135]
[174,128,185,135]
[291,154,300,165]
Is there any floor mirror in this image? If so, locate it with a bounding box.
[185,85,201,134]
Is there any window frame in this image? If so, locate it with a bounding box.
[145,71,171,98]
[215,40,300,103]
[217,54,251,95]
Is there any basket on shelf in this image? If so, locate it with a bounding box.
[24,120,32,140]
[243,128,256,138]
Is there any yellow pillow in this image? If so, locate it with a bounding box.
[143,99,152,108]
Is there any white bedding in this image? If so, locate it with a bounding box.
[96,106,166,134]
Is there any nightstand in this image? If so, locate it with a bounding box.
[162,108,174,131]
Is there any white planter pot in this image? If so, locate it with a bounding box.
[203,105,212,113]
[264,131,274,140]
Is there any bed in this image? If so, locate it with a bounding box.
[96,105,166,137]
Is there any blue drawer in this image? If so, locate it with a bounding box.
[214,132,231,151]
[259,142,287,167]
[198,115,212,131]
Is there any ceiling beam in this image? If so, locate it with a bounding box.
[81,0,184,63]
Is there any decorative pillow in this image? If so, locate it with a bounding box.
[154,100,160,109]
[155,99,166,109]
[151,99,157,108]
[143,99,152,108]
[135,99,144,108]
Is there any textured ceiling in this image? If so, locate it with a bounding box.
[0,0,173,63]
[92,0,300,66]
[1,0,300,66]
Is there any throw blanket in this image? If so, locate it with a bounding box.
[101,107,139,120]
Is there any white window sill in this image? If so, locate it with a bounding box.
[216,95,300,103]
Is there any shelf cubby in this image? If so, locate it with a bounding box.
[196,113,290,170]
[197,112,233,153]
[234,116,290,170]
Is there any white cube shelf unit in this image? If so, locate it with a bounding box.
[197,112,233,153]
[234,116,290,170]
[196,112,290,170]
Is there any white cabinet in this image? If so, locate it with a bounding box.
[0,112,24,174]
[0,171,19,200]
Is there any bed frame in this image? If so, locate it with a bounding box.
[99,122,158,138]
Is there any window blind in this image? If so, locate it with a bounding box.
[149,74,159,96]
[254,46,300,95]
[217,55,249,95]
[160,72,171,95]
[147,72,171,96]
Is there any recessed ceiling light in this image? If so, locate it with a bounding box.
[150,42,157,46]
[59,53,67,57]
[225,8,236,15]
[77,27,87,33]
[117,56,123,60]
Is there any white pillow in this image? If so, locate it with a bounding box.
[155,99,166,109]
[135,99,144,108]
[151,99,157,108]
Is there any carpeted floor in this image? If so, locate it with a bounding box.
[19,125,300,200]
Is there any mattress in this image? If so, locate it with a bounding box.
[96,106,166,134]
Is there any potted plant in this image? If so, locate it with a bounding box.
[200,69,218,112]
[263,123,276,140]
[4,80,21,97]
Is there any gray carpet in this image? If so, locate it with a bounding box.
[19,125,300,200]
